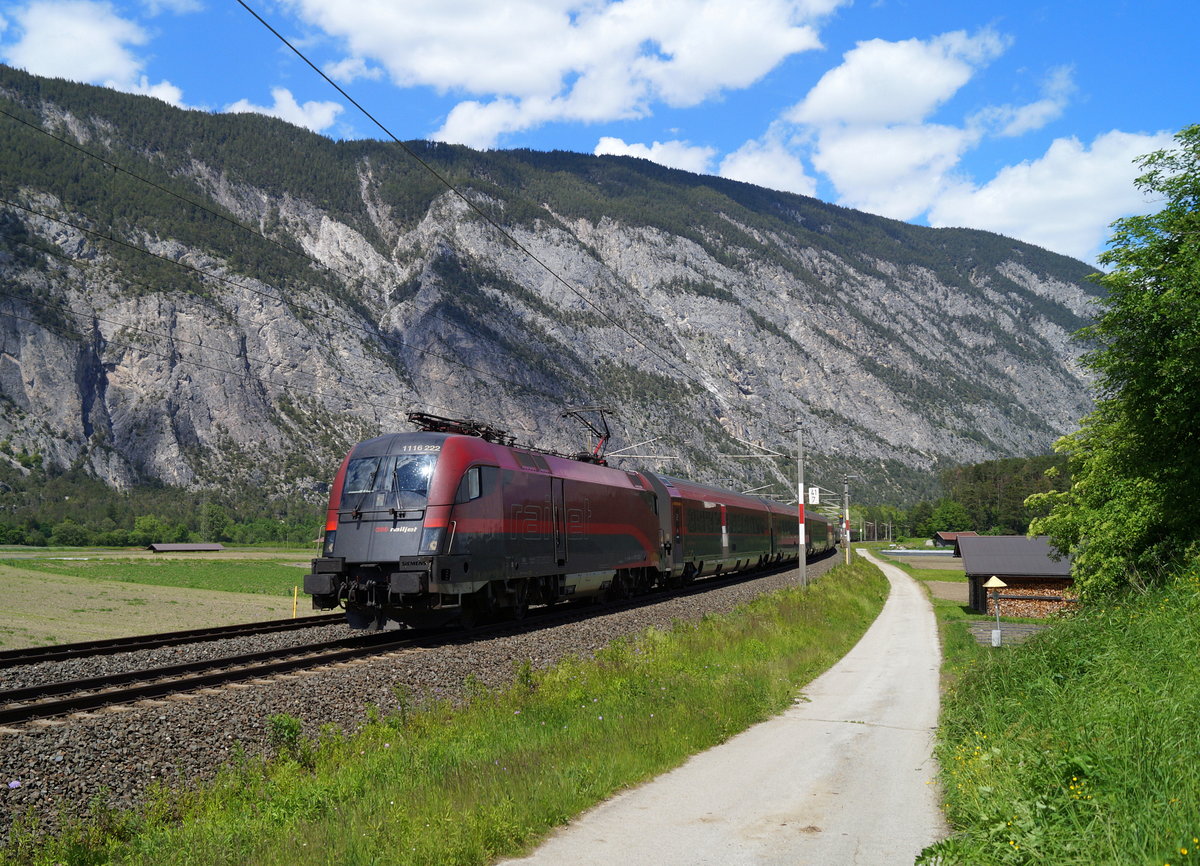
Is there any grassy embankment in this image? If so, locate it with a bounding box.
[8,557,887,866]
[918,558,1200,864]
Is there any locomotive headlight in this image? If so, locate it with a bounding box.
[324,531,337,554]
[419,527,444,554]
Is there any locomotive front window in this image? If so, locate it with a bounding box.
[391,454,436,495]
[344,457,383,496]
[341,453,437,508]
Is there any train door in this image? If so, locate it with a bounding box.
[673,501,683,568]
[720,504,729,563]
[552,477,566,568]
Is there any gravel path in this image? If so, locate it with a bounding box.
[0,555,838,847]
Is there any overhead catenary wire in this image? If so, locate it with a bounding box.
[0,293,552,444]
[0,96,679,446]
[0,43,709,459]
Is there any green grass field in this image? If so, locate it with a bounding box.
[0,552,323,648]
[0,556,308,596]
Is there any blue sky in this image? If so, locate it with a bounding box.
[0,0,1194,264]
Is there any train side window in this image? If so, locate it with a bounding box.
[456,466,483,503]
[513,451,539,470]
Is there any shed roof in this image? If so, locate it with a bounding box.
[148,543,225,552]
[957,535,1071,577]
[935,530,977,543]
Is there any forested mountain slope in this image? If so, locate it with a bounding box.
[0,64,1099,504]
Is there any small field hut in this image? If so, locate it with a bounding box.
[958,535,1075,617]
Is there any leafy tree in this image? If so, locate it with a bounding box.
[49,519,91,546]
[200,503,232,542]
[1030,125,1200,596]
[904,501,934,539]
[930,499,972,533]
[940,454,1068,533]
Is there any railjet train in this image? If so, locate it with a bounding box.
[304,414,835,629]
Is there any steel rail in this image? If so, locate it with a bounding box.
[0,629,427,727]
[0,613,346,668]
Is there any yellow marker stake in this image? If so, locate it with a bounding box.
[293,585,299,618]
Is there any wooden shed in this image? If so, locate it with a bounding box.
[958,535,1075,617]
[935,530,977,548]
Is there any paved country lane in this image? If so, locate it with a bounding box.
[497,549,948,865]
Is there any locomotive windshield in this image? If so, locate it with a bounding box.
[341,453,437,510]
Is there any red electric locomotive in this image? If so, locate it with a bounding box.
[304,414,834,629]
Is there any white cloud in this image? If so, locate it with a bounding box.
[768,29,1011,220]
[928,130,1177,263]
[719,133,816,196]
[973,66,1075,138]
[787,30,1008,127]
[282,0,847,147]
[594,136,716,174]
[325,56,383,84]
[225,87,344,133]
[119,74,185,107]
[139,0,201,13]
[2,0,188,107]
[3,0,149,83]
[438,97,559,148]
[809,123,980,220]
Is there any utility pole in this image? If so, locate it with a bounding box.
[796,424,806,587]
[842,475,859,565]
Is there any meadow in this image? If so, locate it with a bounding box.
[0,554,311,595]
[0,550,320,648]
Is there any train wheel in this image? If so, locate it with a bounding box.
[633,568,651,595]
[540,576,561,609]
[604,573,629,603]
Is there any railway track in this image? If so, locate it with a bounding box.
[0,613,347,667]
[0,555,836,729]
[0,627,431,728]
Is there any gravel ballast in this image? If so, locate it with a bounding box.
[0,556,840,846]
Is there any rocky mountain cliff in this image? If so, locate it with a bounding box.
[0,65,1099,505]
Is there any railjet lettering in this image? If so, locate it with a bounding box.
[375,526,419,533]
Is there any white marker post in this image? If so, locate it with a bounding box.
[983,575,1007,646]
